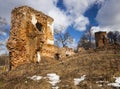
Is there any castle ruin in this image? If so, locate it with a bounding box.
[95,31,108,48]
[7,6,57,69]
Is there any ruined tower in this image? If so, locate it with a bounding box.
[95,31,108,48]
[7,6,56,69]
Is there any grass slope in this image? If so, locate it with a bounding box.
[0,50,120,89]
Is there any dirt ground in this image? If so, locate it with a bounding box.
[0,49,120,89]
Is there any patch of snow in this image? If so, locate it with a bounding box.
[108,77,120,88]
[96,80,108,84]
[96,81,104,83]
[31,14,37,25]
[96,80,108,87]
[27,73,60,89]
[108,83,120,87]
[97,84,102,87]
[115,77,120,84]
[74,75,86,85]
[48,22,54,35]
[47,39,54,45]
[37,51,41,62]
[25,80,28,84]
[27,75,42,81]
[52,86,59,89]
[47,73,61,86]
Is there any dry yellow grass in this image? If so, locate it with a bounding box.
[0,49,120,89]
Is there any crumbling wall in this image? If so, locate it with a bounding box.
[78,47,85,52]
[57,46,75,59]
[7,6,56,69]
[95,31,108,48]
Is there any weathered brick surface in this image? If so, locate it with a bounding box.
[7,6,56,69]
[57,46,75,58]
[95,31,108,48]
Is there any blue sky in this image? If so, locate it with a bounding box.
[67,3,101,42]
[0,0,120,54]
[55,0,102,46]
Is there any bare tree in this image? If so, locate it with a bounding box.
[77,26,95,50]
[54,29,73,47]
[107,31,120,44]
[77,34,91,50]
[107,31,114,44]
[88,26,92,47]
[118,35,120,43]
[113,31,120,44]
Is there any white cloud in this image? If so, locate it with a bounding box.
[63,0,94,31]
[63,0,96,15]
[0,0,72,32]
[96,0,120,32]
[63,0,105,31]
[91,26,108,34]
[0,48,8,55]
[49,8,72,32]
[0,25,9,55]
[0,0,60,28]
[74,15,89,31]
[0,38,8,55]
[92,26,120,34]
[0,0,105,32]
[27,0,58,14]
[68,38,77,49]
[0,0,108,53]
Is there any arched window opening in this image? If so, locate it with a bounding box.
[36,22,42,32]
